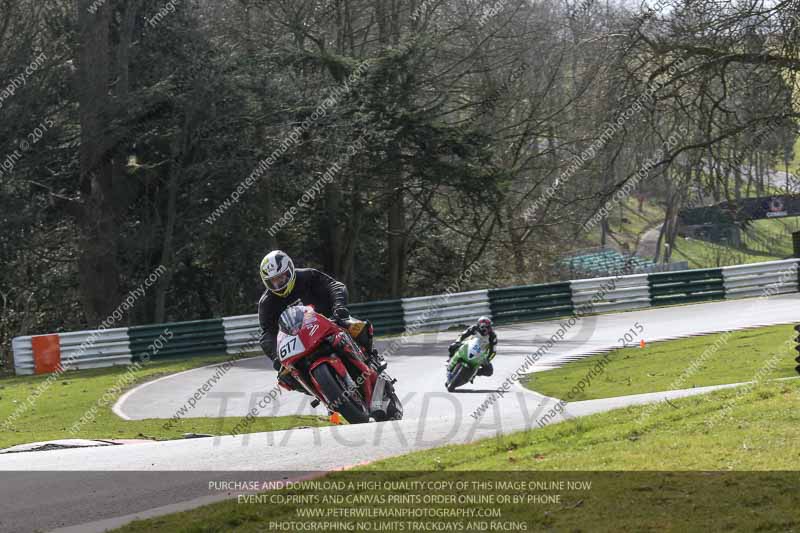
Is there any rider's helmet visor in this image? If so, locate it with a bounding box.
[268,271,291,292]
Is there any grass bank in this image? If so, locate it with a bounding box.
[525,323,797,401]
[114,378,800,532]
[0,355,327,449]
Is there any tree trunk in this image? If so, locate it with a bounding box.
[507,208,526,280]
[733,145,742,201]
[76,0,119,325]
[387,174,406,298]
[339,190,364,291]
[246,4,275,250]
[154,160,178,323]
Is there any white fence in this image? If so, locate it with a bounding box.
[570,273,652,314]
[721,259,799,299]
[401,290,491,331]
[12,259,800,375]
[221,315,262,356]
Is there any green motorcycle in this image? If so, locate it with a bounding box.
[446,335,492,392]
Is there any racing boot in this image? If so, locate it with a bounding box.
[368,349,388,373]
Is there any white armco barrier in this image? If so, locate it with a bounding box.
[570,273,652,314]
[12,259,800,375]
[10,336,35,375]
[12,326,133,375]
[402,290,491,331]
[721,259,799,299]
[221,314,262,356]
[57,328,132,370]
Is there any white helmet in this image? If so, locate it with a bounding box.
[260,250,296,297]
[477,316,493,336]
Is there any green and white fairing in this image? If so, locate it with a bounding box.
[445,334,491,391]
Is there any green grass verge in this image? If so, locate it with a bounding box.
[525,324,797,401]
[360,380,800,471]
[743,218,800,256]
[670,217,797,268]
[670,234,783,268]
[112,379,800,532]
[781,137,800,174]
[0,355,328,450]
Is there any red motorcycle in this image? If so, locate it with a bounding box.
[276,305,403,424]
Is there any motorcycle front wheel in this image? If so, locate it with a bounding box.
[446,362,472,392]
[312,363,370,424]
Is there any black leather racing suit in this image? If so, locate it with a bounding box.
[258,268,348,363]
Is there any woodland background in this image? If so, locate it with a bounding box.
[1,0,799,368]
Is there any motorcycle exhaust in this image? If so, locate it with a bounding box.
[369,375,389,419]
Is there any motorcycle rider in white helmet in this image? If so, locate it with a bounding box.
[447,316,497,376]
[258,250,383,391]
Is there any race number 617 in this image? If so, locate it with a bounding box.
[280,337,298,359]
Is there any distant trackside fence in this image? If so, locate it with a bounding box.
[11,259,800,375]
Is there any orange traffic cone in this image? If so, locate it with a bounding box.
[640,339,646,348]
[330,412,342,425]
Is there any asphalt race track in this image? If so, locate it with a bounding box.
[1,293,798,532]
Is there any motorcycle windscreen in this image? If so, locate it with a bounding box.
[466,337,490,363]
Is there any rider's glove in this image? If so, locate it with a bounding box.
[333,307,351,324]
[448,342,461,355]
[271,358,282,372]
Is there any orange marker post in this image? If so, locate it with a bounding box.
[31,334,61,374]
[639,339,646,349]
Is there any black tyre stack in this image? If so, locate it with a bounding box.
[795,324,800,375]
[793,230,800,258]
